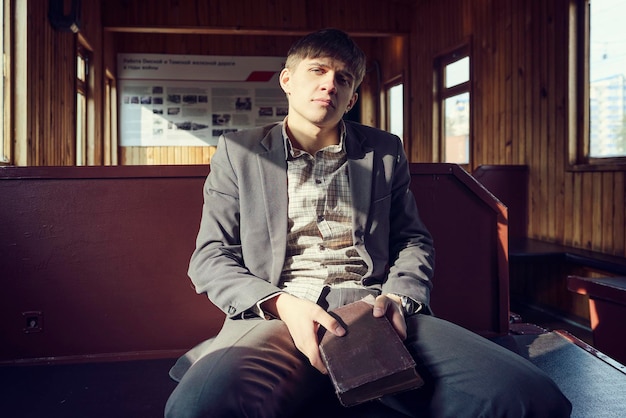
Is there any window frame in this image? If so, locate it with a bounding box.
[568,0,626,171]
[434,44,472,168]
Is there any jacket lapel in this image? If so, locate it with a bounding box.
[257,125,288,283]
[345,124,374,243]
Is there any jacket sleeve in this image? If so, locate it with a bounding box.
[187,134,282,318]
[381,138,435,309]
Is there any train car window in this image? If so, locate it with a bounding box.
[385,81,404,142]
[435,45,471,167]
[570,0,626,170]
[104,70,118,165]
[589,0,626,160]
[1,0,9,164]
[76,43,91,166]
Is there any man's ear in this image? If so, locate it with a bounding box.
[279,68,291,94]
[346,92,359,113]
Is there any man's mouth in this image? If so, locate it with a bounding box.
[313,98,335,108]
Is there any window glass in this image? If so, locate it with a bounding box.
[589,0,626,158]
[388,83,403,140]
[76,93,86,165]
[445,57,470,89]
[77,55,86,82]
[76,49,88,165]
[444,92,470,164]
[436,46,471,165]
[1,0,7,163]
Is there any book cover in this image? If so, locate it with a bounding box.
[318,296,424,407]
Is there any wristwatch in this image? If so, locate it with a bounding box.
[399,295,425,317]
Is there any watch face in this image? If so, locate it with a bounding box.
[401,296,422,316]
[401,296,412,314]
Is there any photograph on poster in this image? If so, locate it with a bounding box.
[118,54,288,147]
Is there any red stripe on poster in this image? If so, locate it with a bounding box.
[245,71,278,82]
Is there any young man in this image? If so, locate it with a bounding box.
[165,29,571,417]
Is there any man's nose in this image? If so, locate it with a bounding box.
[320,72,337,93]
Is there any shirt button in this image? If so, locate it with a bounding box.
[319,244,326,251]
[317,215,324,222]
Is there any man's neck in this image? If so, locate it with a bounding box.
[285,117,340,155]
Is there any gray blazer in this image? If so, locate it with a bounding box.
[188,121,434,318]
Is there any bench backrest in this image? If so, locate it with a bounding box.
[0,163,508,364]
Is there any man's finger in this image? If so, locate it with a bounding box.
[373,294,399,317]
[374,294,408,340]
[315,310,346,337]
[298,326,329,374]
[308,348,328,374]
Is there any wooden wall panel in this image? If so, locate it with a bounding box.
[22,0,410,166]
[81,0,105,165]
[411,0,626,258]
[26,1,74,165]
[23,0,104,166]
[17,0,626,259]
[100,0,412,165]
[101,0,413,35]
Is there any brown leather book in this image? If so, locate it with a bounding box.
[318,296,424,407]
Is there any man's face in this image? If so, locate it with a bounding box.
[279,57,359,129]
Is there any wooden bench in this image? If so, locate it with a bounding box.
[473,164,528,239]
[0,163,508,365]
[473,164,626,277]
[507,238,626,330]
[567,275,626,364]
[2,164,625,417]
[473,164,626,332]
[509,238,626,276]
[0,165,224,364]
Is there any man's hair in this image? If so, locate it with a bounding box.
[285,28,367,90]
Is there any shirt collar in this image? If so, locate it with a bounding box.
[282,118,347,160]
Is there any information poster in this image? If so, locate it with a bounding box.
[118,53,288,146]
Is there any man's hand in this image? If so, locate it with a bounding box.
[261,293,346,374]
[373,294,407,340]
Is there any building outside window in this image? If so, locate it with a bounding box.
[572,0,626,169]
[588,0,626,159]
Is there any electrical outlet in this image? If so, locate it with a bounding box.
[23,311,43,333]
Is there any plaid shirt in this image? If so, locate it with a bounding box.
[279,120,368,303]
